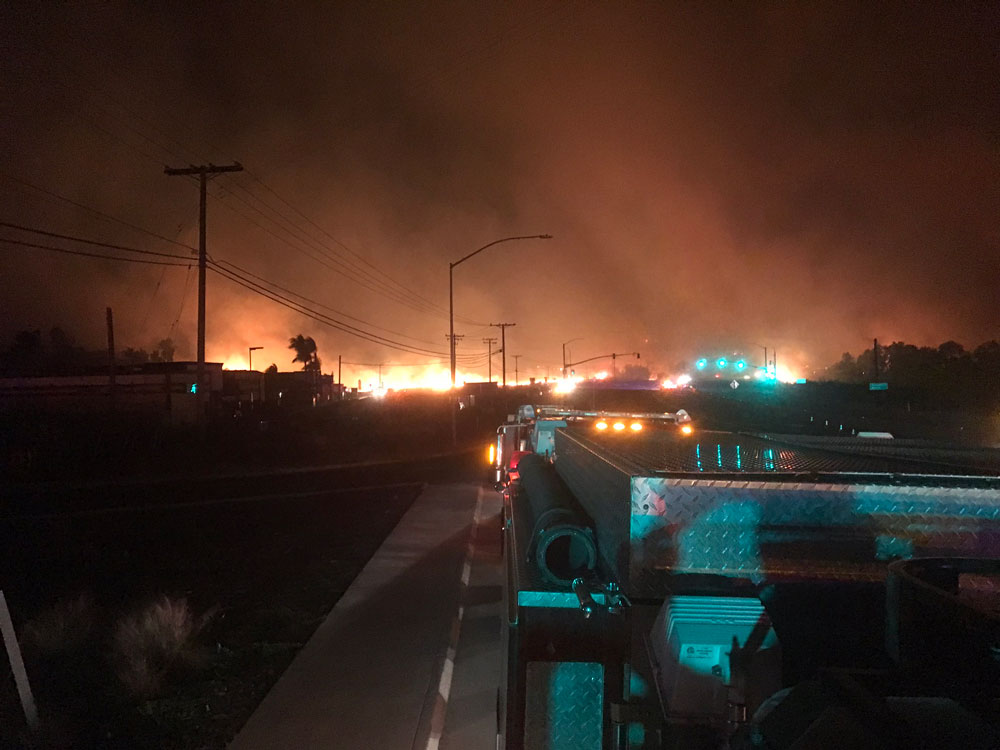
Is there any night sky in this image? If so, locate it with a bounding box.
[2,2,997,386]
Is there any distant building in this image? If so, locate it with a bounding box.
[0,361,222,424]
[259,369,337,410]
[0,362,343,423]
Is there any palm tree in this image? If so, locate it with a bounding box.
[288,334,321,372]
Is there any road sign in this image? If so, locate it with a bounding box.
[730,380,739,389]
[869,382,888,391]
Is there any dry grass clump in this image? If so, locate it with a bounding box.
[112,596,215,698]
[22,592,98,653]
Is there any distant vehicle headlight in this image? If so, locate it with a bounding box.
[595,421,609,431]
[630,422,643,431]
[613,422,626,431]
[680,424,693,435]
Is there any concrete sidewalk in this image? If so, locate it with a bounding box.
[229,481,498,749]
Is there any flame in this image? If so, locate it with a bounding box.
[349,365,503,392]
[662,373,692,389]
[554,377,577,394]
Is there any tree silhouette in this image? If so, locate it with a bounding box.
[288,334,321,373]
[150,338,175,363]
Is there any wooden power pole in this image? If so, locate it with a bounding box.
[482,337,498,382]
[489,322,516,386]
[164,162,243,420]
[106,306,115,410]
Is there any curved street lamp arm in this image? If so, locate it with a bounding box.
[450,234,552,268]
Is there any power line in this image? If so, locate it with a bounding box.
[13,27,481,328]
[0,237,192,267]
[11,20,495,334]
[169,266,194,336]
[0,222,192,260]
[238,169,456,318]
[0,172,197,251]
[209,263,455,358]
[206,182,456,320]
[211,258,445,349]
[210,178,484,325]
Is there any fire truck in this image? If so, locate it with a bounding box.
[491,404,1000,749]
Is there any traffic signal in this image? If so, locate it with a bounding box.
[735,359,746,371]
[696,358,708,370]
[189,383,198,394]
[716,358,728,369]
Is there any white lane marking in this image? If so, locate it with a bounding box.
[425,485,485,750]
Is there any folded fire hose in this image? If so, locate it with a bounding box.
[517,452,598,586]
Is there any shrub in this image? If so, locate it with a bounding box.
[112,596,215,698]
[22,592,98,653]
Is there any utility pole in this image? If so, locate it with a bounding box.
[512,354,522,386]
[106,307,115,410]
[489,322,515,386]
[446,333,465,446]
[482,337,498,382]
[164,161,243,422]
[337,354,342,387]
[873,338,880,379]
[445,333,465,378]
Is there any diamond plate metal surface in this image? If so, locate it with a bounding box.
[629,477,1000,595]
[563,426,1000,478]
[554,427,1000,598]
[756,434,1000,472]
[524,661,603,750]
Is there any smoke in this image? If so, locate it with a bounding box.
[1,2,996,380]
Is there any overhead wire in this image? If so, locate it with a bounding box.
[208,262,454,358]
[24,12,491,327]
[12,13,508,345]
[0,222,193,260]
[211,257,447,348]
[0,237,192,267]
[238,169,458,318]
[0,172,197,252]
[208,178,454,320]
[19,21,477,327]
[169,266,194,337]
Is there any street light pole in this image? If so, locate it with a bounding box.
[562,337,583,378]
[248,346,263,371]
[449,234,552,389]
[248,346,263,408]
